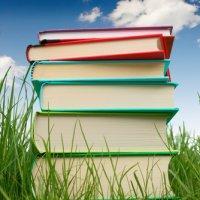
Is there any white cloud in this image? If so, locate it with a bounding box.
[108,0,200,34]
[79,7,102,23]
[197,38,200,46]
[0,55,26,86]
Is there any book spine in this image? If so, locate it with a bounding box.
[163,36,174,59]
[166,69,171,81]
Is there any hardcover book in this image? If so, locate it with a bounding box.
[31,60,170,81]
[33,80,177,111]
[38,26,173,43]
[32,152,177,198]
[33,109,178,153]
[27,35,174,61]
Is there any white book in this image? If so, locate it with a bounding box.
[38,26,172,43]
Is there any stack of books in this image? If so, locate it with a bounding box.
[27,26,178,198]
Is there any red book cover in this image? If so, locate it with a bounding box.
[166,68,171,81]
[163,36,174,59]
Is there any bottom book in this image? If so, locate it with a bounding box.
[32,152,177,199]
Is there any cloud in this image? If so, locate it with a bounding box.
[197,38,200,46]
[0,55,26,86]
[108,0,200,34]
[79,7,102,23]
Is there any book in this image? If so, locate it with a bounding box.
[38,26,173,43]
[33,80,177,111]
[26,35,174,62]
[32,152,177,198]
[33,110,178,153]
[31,60,170,81]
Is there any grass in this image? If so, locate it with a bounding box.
[0,71,200,199]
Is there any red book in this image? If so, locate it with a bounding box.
[166,69,171,81]
[26,34,174,62]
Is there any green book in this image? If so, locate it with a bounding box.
[32,79,177,112]
[33,109,178,154]
[31,60,170,81]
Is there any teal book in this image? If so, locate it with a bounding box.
[33,109,178,154]
[31,60,170,81]
[32,79,177,112]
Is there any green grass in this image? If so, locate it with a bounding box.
[0,71,200,199]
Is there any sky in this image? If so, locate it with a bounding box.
[0,0,200,134]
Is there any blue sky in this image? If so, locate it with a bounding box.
[0,0,200,134]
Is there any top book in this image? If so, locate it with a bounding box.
[39,26,173,44]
